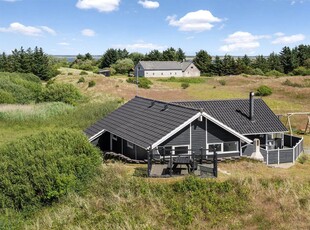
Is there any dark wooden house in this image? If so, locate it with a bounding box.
[85,94,304,164]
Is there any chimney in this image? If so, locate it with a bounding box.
[249,92,255,121]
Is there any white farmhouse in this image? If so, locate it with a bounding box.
[134,61,200,77]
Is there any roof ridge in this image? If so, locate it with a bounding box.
[134,96,200,112]
[172,98,263,103]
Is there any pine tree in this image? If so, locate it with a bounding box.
[193,50,212,74]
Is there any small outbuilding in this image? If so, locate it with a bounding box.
[98,69,111,77]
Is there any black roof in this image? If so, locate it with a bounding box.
[84,96,199,149]
[173,99,287,134]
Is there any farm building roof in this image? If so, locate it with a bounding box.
[138,61,193,71]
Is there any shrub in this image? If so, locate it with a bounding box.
[88,80,96,87]
[78,77,85,83]
[252,68,265,76]
[292,66,310,76]
[80,71,88,75]
[68,72,73,75]
[0,72,42,104]
[265,70,284,77]
[38,83,82,105]
[0,130,101,211]
[0,90,16,104]
[181,82,190,89]
[255,85,272,96]
[126,77,152,89]
[297,154,310,164]
[218,79,226,86]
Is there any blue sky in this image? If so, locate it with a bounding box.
[0,0,309,56]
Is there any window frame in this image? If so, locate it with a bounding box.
[127,141,134,149]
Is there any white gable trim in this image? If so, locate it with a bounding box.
[149,112,201,150]
[202,112,252,144]
[89,129,105,142]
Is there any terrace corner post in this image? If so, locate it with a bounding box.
[213,147,218,178]
[147,148,152,177]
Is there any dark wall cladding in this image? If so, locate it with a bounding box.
[161,124,190,146]
[207,120,239,143]
[191,118,206,151]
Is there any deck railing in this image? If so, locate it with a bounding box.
[241,135,304,165]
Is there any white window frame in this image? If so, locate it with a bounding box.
[160,145,190,157]
[207,143,223,154]
[223,141,239,153]
[112,134,117,141]
[207,141,239,154]
[127,141,134,149]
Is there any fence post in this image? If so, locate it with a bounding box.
[200,147,203,164]
[266,151,269,165]
[169,149,173,177]
[278,148,280,165]
[293,146,295,163]
[147,149,151,177]
[213,147,218,178]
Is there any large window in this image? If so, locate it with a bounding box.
[208,141,239,153]
[207,143,222,152]
[224,142,238,152]
[158,145,189,156]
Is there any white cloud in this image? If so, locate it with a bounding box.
[76,0,120,12]
[138,0,159,9]
[0,22,56,36]
[81,28,95,37]
[58,42,70,46]
[166,10,222,32]
[40,26,56,35]
[114,41,166,51]
[220,31,269,53]
[1,0,20,2]
[272,33,305,44]
[274,32,285,37]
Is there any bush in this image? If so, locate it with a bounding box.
[68,72,73,75]
[0,72,42,104]
[38,83,82,105]
[265,70,284,77]
[292,67,310,76]
[252,68,265,76]
[297,154,310,164]
[126,77,152,89]
[0,90,16,104]
[0,130,101,211]
[181,82,190,89]
[78,77,85,83]
[88,80,96,87]
[80,71,88,75]
[255,85,272,96]
[218,79,226,86]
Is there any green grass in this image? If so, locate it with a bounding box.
[157,76,206,84]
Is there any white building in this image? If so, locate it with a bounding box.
[134,61,200,78]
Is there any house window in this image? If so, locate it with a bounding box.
[112,135,117,141]
[208,143,222,152]
[223,141,238,152]
[153,73,155,75]
[208,141,239,153]
[161,73,163,75]
[159,145,189,156]
[127,141,134,149]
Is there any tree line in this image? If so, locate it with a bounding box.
[193,45,310,76]
[0,47,65,81]
[71,45,310,76]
